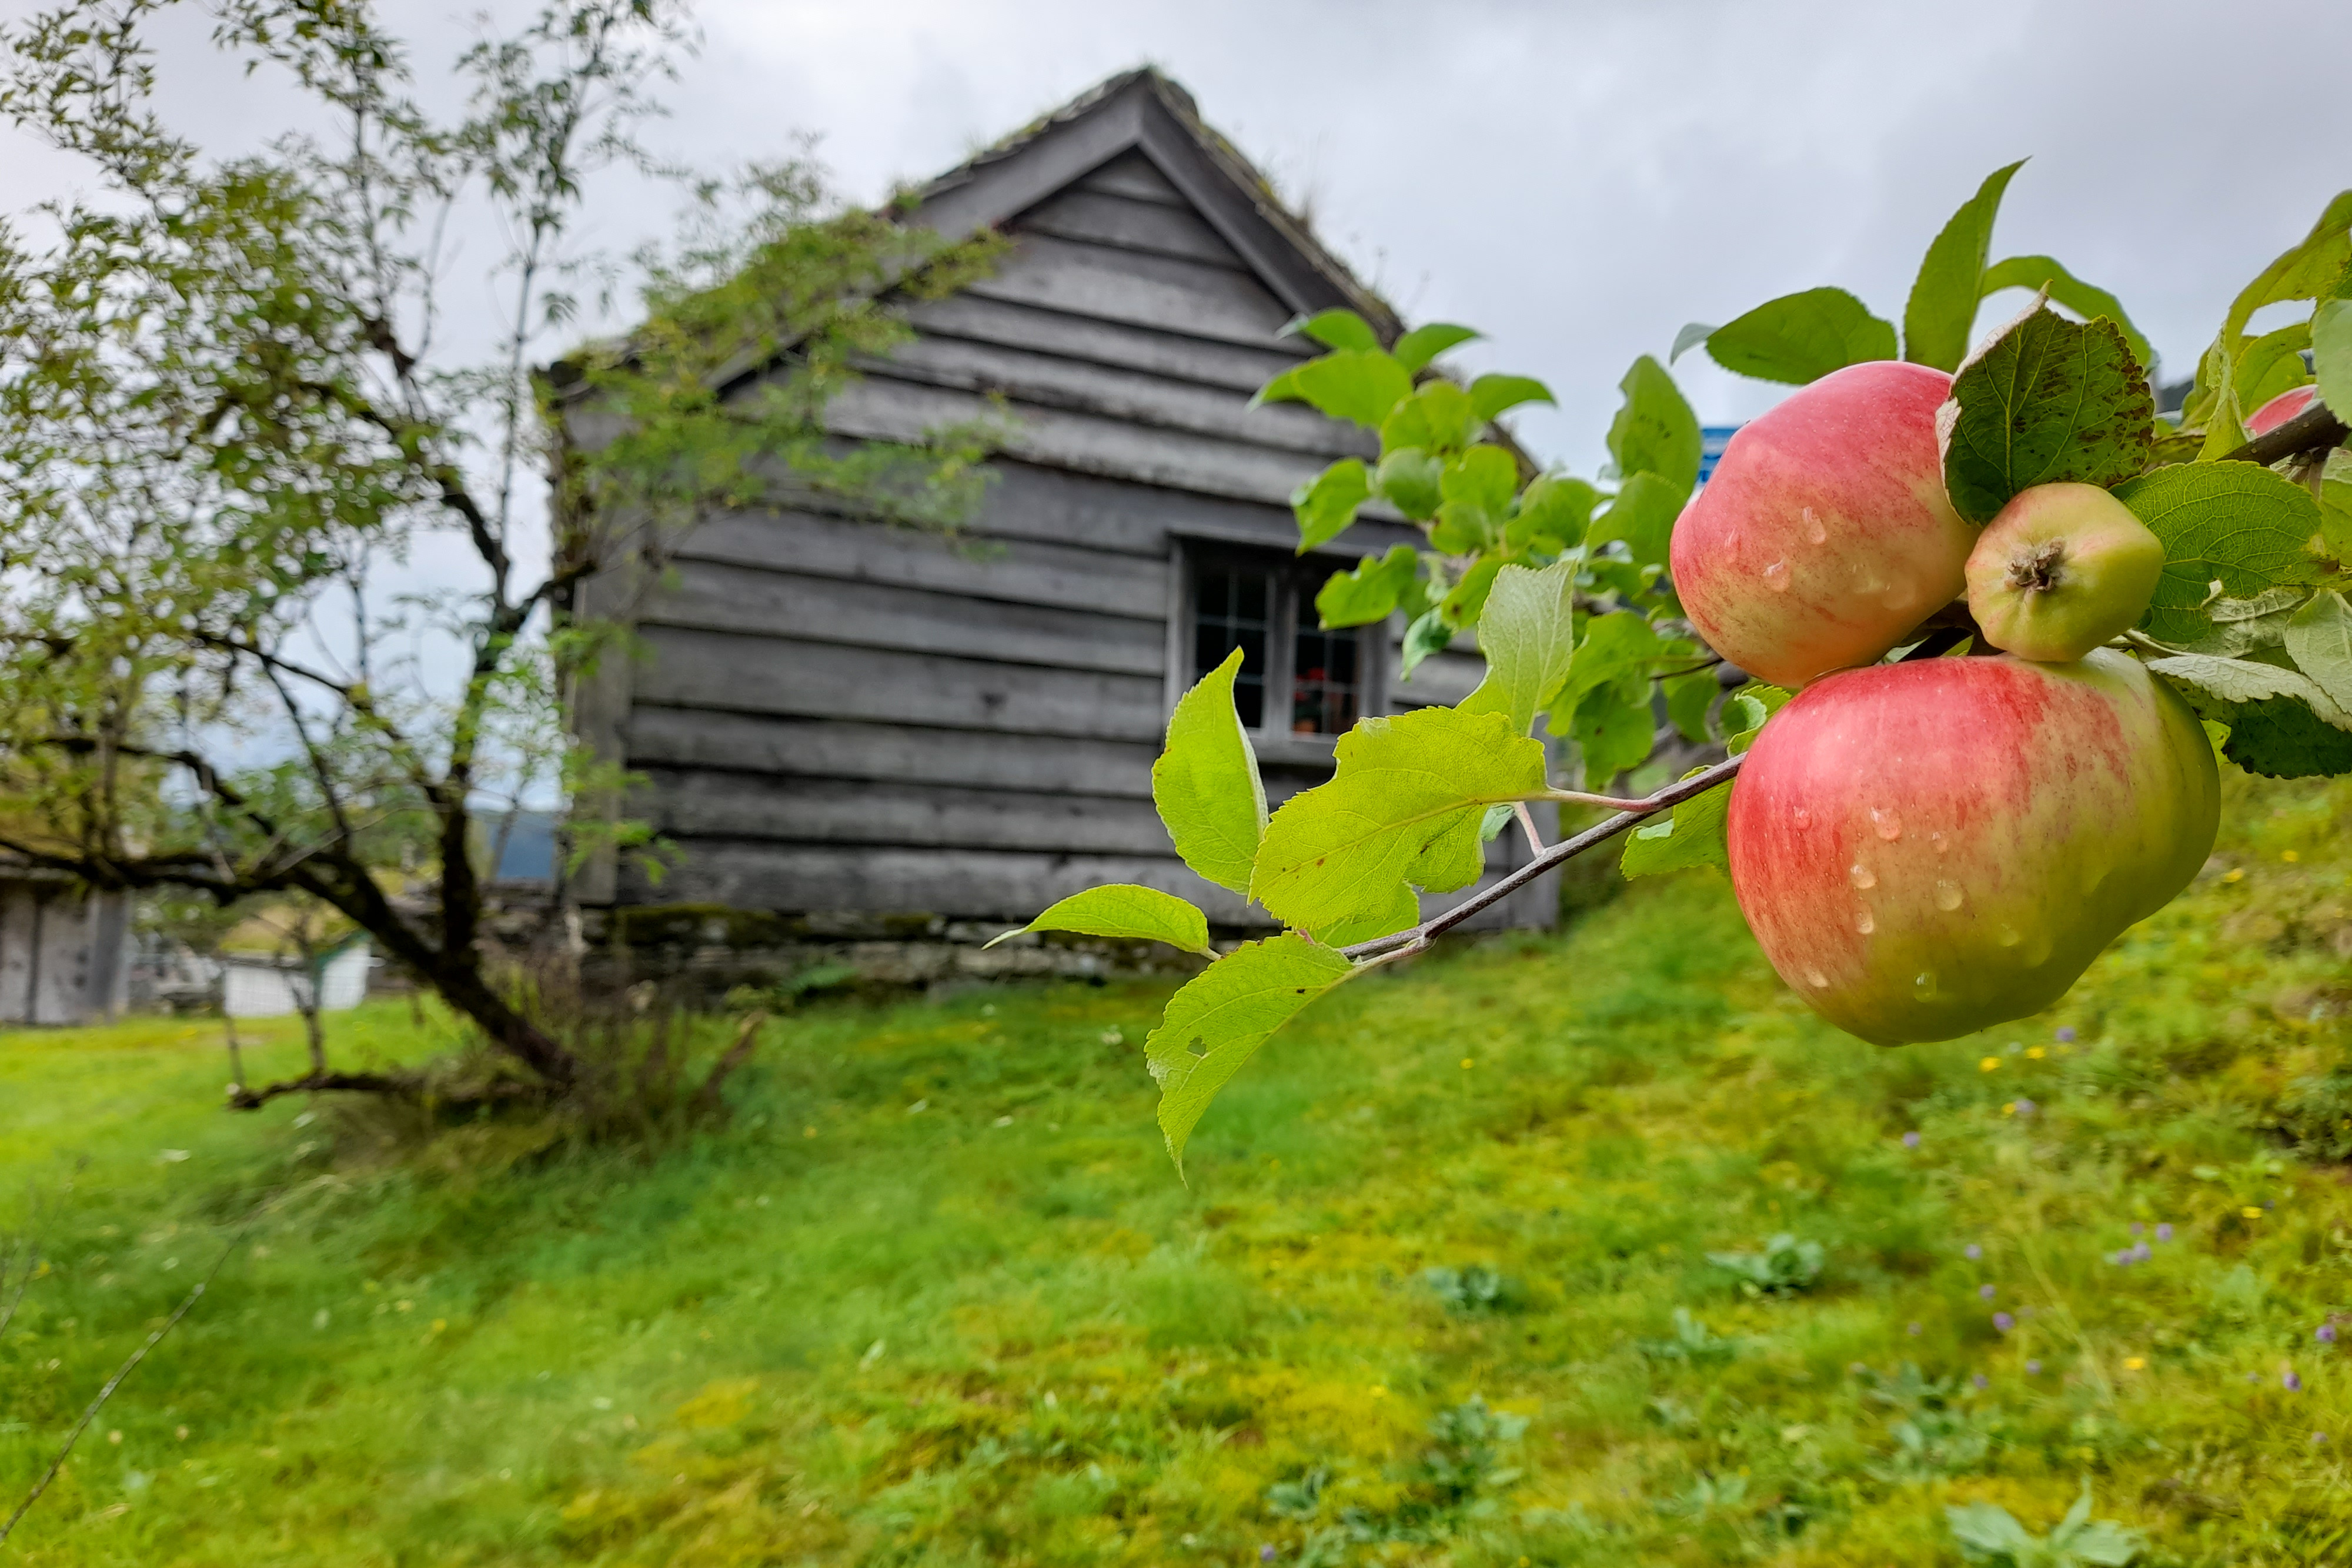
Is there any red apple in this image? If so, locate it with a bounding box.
[1671,361,1975,688]
[1725,649,2219,1045]
[2246,384,2318,436]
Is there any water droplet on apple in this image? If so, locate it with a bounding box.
[1790,805,1811,828]
[1913,969,1938,999]
[1928,830,1949,855]
[1803,966,1829,988]
[1848,862,1877,890]
[1870,807,1903,841]
[1762,560,1791,592]
[1995,923,2024,948]
[1935,880,1964,911]
[1803,507,1827,545]
[1854,907,1875,935]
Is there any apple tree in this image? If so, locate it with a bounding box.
[1000,166,2352,1173]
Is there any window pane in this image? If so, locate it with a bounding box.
[1193,566,1269,729]
[1291,619,1361,736]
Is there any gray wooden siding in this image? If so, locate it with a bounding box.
[608,128,1555,933]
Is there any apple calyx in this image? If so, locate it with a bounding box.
[2003,539,2068,595]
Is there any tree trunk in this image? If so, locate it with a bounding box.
[425,954,577,1088]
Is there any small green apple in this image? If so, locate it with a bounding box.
[1964,482,2164,663]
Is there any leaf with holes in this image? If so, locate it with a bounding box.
[1250,707,1549,935]
[1937,303,2151,524]
[2112,463,2324,643]
[987,885,1212,955]
[1152,649,1269,894]
[1145,933,1356,1174]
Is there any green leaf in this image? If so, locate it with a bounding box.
[2219,697,2352,778]
[1439,553,1504,627]
[1584,471,1683,569]
[2144,651,2348,723]
[1399,607,1454,681]
[1980,253,2154,369]
[2195,190,2352,456]
[1392,322,1480,375]
[1287,309,1378,353]
[1903,160,2026,371]
[1663,668,1718,743]
[1620,778,1730,878]
[1250,707,1551,934]
[1721,682,1793,751]
[1374,447,1442,520]
[1669,321,1718,363]
[1469,373,1554,422]
[2237,321,2314,414]
[2314,297,2352,434]
[1291,458,1371,551]
[1939,303,2153,524]
[1458,560,1579,734]
[985,884,1212,955]
[1704,287,1898,385]
[1606,356,1702,501]
[1152,648,1269,894]
[1145,932,1356,1174]
[1946,1501,2040,1558]
[1316,544,1419,628]
[1250,365,1303,408]
[1381,382,1478,456]
[1442,444,1518,514]
[1555,610,1662,717]
[1478,803,1515,842]
[1569,681,1655,789]
[2113,463,2325,643]
[2321,450,2352,560]
[2285,590,2352,714]
[1288,350,1412,429]
[1509,474,1599,554]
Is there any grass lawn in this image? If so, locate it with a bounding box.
[2,770,2350,1566]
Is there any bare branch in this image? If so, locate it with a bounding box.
[2217,400,2347,467]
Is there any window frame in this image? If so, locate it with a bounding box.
[1165,538,1387,765]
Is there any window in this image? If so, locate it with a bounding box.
[1183,551,1369,741]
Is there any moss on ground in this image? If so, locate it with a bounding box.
[1,771,2350,1565]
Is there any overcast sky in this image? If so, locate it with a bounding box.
[8,0,2350,475]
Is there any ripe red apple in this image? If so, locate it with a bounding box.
[1965,482,2164,662]
[1725,650,2219,1045]
[1671,361,1975,687]
[2246,385,2318,436]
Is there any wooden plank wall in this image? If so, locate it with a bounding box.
[617,149,1558,931]
[0,881,128,1024]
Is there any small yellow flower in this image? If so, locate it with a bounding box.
[2283,850,2300,862]
[2026,1046,2046,1060]
[2003,1102,2017,1116]
[2124,1356,2147,1370]
[2223,867,2246,882]
[1460,1058,1474,1069]
[1369,1385,1388,1398]
[1980,1057,2001,1072]
[2243,1205,2265,1219]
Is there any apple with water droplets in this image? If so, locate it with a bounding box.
[1965,482,2164,663]
[1671,360,1977,687]
[1725,649,2218,1045]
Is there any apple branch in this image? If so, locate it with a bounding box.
[2219,400,2347,466]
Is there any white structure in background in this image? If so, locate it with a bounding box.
[0,863,131,1025]
[220,940,373,1019]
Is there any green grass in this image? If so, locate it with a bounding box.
[2,770,2351,1566]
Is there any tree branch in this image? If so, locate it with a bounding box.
[2217,400,2347,467]
[226,1069,412,1110]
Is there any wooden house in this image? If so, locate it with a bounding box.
[567,69,1557,952]
[0,861,130,1024]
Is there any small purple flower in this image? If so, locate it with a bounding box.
[1907,1321,1922,1336]
[1965,1243,1982,1261]
[1902,1131,1921,1149]
[1261,1548,1277,1563]
[1994,1312,2014,1332]
[2111,1250,2133,1266]
[2317,1432,2331,1445]
[2131,1222,2146,1236]
[2026,1359,2043,1375]
[2014,1098,2036,1116]
[2056,1026,2076,1043]
[1973,1373,1989,1389]
[2130,1242,2152,1262]
[2286,1370,2304,1392]
[2321,1325,2339,1345]
[1980,1284,1997,1300]
[2156,1223,2173,1243]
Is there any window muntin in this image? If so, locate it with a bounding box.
[1187,553,1364,740]
[1190,566,1271,729]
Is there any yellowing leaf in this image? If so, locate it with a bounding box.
[1152,650,1268,894]
[985,885,1213,955]
[1250,707,1549,935]
[1145,933,1356,1174]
